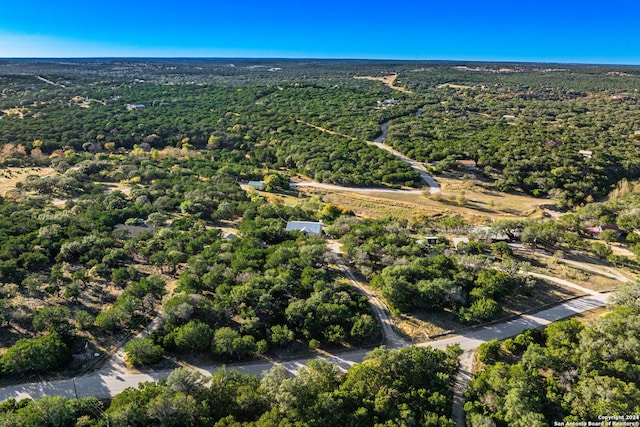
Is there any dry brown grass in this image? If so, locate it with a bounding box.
[305,189,442,219]
[397,311,460,339]
[501,280,583,314]
[435,175,547,216]
[1,108,28,119]
[0,167,55,196]
[530,259,621,293]
[298,180,546,224]
[353,74,412,94]
[94,181,133,196]
[436,83,474,90]
[573,306,610,323]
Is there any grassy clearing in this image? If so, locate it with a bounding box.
[206,219,240,238]
[1,108,28,119]
[500,278,583,314]
[433,174,548,217]
[0,167,55,196]
[529,258,621,293]
[319,190,443,219]
[353,74,412,93]
[297,180,546,223]
[436,83,474,90]
[241,185,307,208]
[95,181,133,196]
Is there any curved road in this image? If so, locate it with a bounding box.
[0,102,627,427]
[0,291,610,402]
[327,240,406,348]
[371,122,440,193]
[296,119,441,194]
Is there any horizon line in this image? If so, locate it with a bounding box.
[1,57,639,67]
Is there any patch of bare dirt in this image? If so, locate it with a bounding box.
[354,74,412,93]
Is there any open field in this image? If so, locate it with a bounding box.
[528,257,621,293]
[296,179,547,223]
[433,174,548,215]
[353,74,413,93]
[1,108,28,119]
[0,167,55,196]
[436,83,474,90]
[96,181,133,196]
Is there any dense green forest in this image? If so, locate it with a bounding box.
[386,66,640,206]
[2,60,639,200]
[330,217,531,323]
[0,65,419,187]
[0,344,462,426]
[465,282,640,426]
[1,59,639,424]
[0,147,377,376]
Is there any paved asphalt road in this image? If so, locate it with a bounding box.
[326,239,407,348]
[0,292,609,402]
[370,140,441,193]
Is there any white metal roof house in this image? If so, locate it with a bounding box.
[453,237,470,250]
[417,236,439,246]
[126,103,145,110]
[578,150,593,159]
[248,181,266,191]
[286,221,323,236]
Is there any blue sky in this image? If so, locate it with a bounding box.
[1,0,639,64]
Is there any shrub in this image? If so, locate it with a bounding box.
[323,325,347,344]
[256,339,268,354]
[124,338,164,366]
[2,332,71,375]
[166,367,207,395]
[74,310,95,331]
[94,308,127,333]
[350,314,380,341]
[173,320,213,352]
[491,242,513,258]
[504,330,543,355]
[473,270,516,301]
[269,324,295,347]
[503,338,517,354]
[211,327,239,357]
[477,339,501,364]
[32,306,73,338]
[458,298,502,324]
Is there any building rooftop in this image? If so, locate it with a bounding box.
[248,180,266,190]
[286,221,323,236]
[453,237,469,249]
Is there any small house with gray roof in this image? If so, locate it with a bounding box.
[286,221,323,236]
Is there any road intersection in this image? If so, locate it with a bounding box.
[0,291,609,402]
